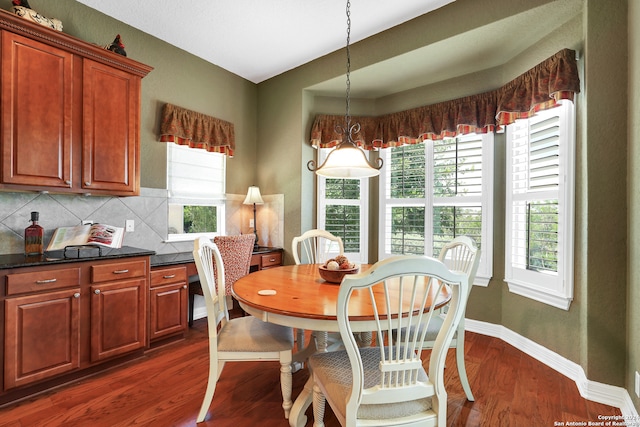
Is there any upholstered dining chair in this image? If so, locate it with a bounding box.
[192,237,294,423]
[308,255,469,427]
[291,229,345,352]
[188,234,255,326]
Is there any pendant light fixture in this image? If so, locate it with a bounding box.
[307,0,383,178]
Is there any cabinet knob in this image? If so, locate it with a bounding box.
[65,180,71,186]
[74,292,80,298]
[85,181,91,186]
[183,285,187,289]
[94,289,101,295]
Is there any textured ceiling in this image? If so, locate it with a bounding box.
[75,0,454,84]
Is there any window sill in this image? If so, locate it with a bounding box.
[505,279,572,310]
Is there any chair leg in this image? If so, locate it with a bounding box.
[188,291,195,327]
[296,328,306,352]
[196,360,223,422]
[312,381,326,427]
[280,352,293,419]
[456,324,474,401]
[315,331,329,352]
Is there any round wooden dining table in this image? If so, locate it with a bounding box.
[232,263,452,427]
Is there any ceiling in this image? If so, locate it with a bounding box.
[75,0,582,99]
[75,0,454,84]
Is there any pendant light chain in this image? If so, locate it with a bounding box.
[343,0,360,144]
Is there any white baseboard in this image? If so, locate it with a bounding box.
[465,319,640,420]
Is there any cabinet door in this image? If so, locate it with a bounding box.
[90,278,146,362]
[1,31,73,188]
[82,59,140,195]
[4,288,81,389]
[150,282,187,341]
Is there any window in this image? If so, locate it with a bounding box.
[317,147,369,263]
[167,143,226,241]
[505,101,575,309]
[379,133,494,285]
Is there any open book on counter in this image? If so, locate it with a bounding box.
[46,223,125,251]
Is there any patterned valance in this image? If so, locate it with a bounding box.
[310,48,580,149]
[159,103,235,156]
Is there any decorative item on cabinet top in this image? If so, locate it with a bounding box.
[105,34,127,57]
[11,0,63,31]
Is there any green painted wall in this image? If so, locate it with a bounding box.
[4,0,636,410]
[628,0,640,412]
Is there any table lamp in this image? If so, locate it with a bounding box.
[243,186,264,250]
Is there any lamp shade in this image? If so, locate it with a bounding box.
[243,186,264,205]
[315,145,381,178]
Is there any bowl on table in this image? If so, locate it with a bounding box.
[318,265,359,284]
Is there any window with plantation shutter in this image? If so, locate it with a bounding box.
[505,101,575,309]
[317,148,369,263]
[379,133,494,286]
[166,143,226,241]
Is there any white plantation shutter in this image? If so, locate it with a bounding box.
[505,101,575,309]
[167,143,225,204]
[379,134,493,286]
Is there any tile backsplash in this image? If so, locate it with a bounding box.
[0,188,284,256]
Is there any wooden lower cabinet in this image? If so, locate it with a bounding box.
[149,266,187,342]
[1,256,149,398]
[4,288,81,389]
[90,278,147,361]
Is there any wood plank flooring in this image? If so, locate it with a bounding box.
[0,319,622,426]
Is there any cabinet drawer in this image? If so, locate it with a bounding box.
[150,266,187,288]
[6,267,81,295]
[91,259,147,283]
[261,252,282,268]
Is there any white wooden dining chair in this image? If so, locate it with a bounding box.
[292,229,344,265]
[308,255,469,427]
[192,237,294,423]
[423,236,481,401]
[292,229,346,352]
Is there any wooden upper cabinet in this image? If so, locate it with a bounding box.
[82,59,140,195]
[1,32,74,189]
[0,10,152,196]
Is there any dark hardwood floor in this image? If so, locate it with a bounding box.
[0,319,621,426]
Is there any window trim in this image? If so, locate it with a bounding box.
[504,101,575,310]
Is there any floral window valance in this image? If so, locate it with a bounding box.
[159,103,235,156]
[310,48,580,149]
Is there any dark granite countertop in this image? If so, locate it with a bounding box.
[150,246,283,268]
[0,246,156,270]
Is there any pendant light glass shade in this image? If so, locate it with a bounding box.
[314,144,380,178]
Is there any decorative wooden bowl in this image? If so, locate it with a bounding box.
[318,265,359,284]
